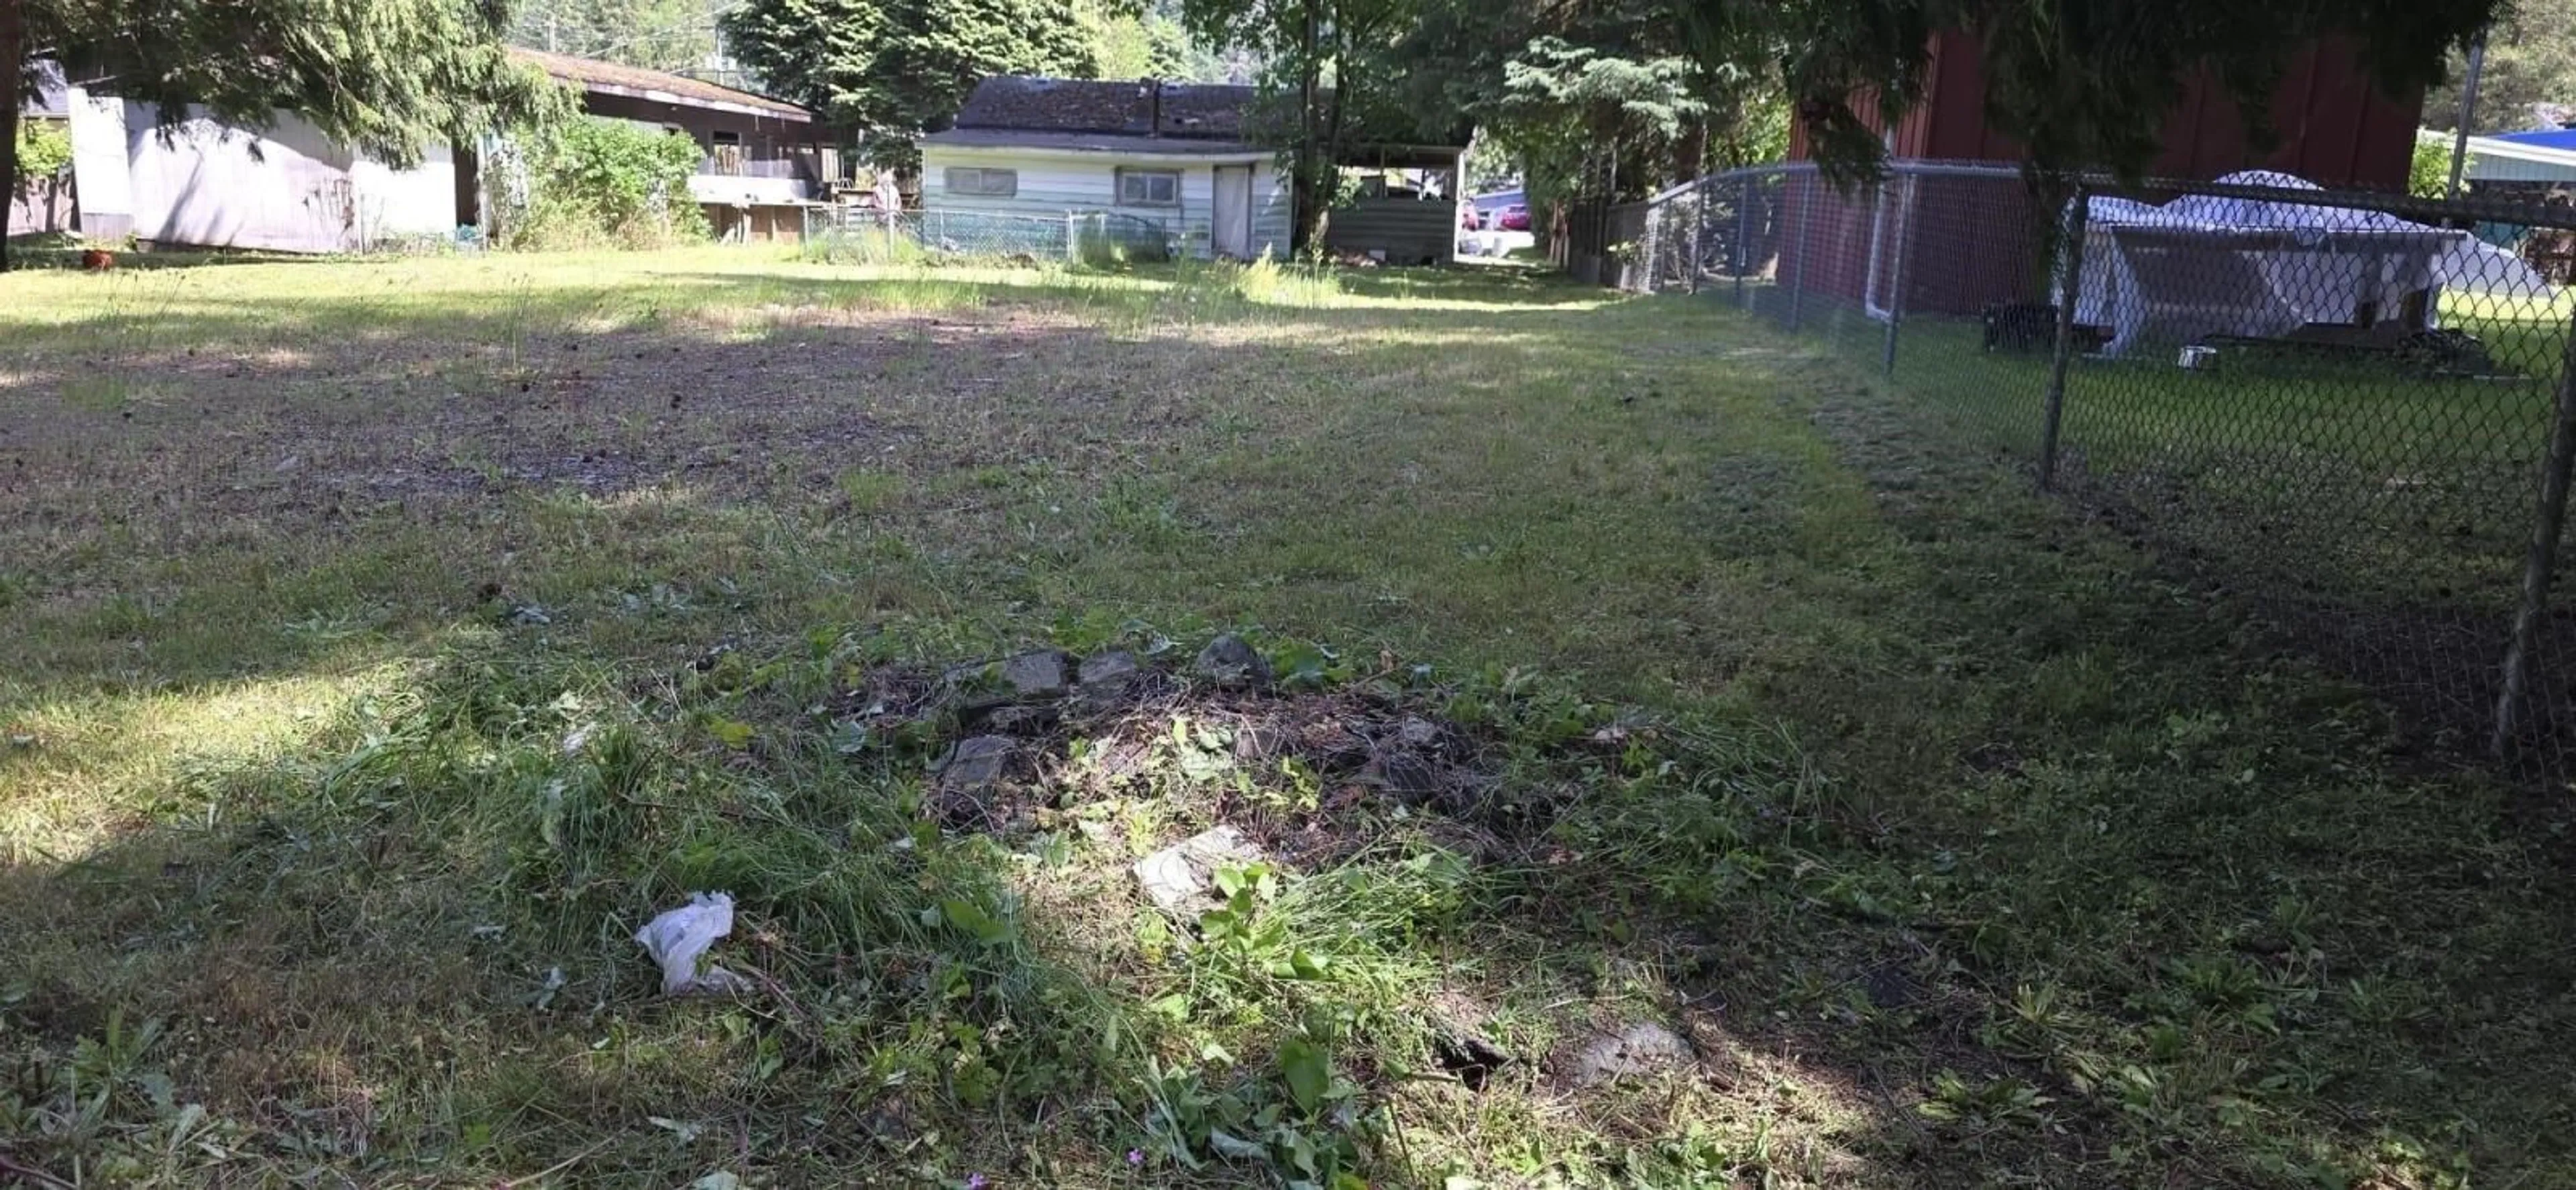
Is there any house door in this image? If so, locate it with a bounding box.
[1213,165,1253,258]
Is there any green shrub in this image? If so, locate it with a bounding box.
[12,118,71,198]
[491,117,710,250]
[2410,136,2471,200]
[11,117,73,225]
[1231,251,1341,306]
[1072,219,1170,267]
[802,223,928,265]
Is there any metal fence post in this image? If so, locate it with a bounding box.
[1635,201,1655,293]
[1688,175,1708,294]
[1787,178,1809,332]
[1735,175,1753,309]
[2490,311,2576,757]
[2038,180,2090,491]
[1880,173,1913,378]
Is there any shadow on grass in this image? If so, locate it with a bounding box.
[4,239,347,272]
[1,260,2572,1187]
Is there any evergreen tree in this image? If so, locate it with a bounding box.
[513,0,725,74]
[2,0,557,270]
[721,0,1096,170]
[1078,0,1187,83]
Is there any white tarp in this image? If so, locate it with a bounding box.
[2061,170,2551,357]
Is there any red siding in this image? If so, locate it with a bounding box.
[1776,32,2425,316]
[1791,32,2424,188]
[1914,31,2019,161]
[1903,178,2042,314]
[1777,174,1874,305]
[1772,176,2045,317]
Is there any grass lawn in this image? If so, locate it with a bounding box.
[1779,292,2571,608]
[1772,286,2576,748]
[3,247,2572,1189]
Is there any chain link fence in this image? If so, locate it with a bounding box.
[1605,161,2576,780]
[802,207,1177,265]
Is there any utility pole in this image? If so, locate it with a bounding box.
[2447,29,2487,201]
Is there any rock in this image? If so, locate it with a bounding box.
[943,651,1071,702]
[934,735,1016,794]
[1077,649,1142,688]
[1364,751,1444,803]
[1133,825,1263,917]
[1564,1020,1691,1088]
[1191,635,1273,690]
[1000,650,1072,698]
[931,735,1018,828]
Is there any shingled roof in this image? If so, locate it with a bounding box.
[951,77,1264,141]
[513,48,812,121]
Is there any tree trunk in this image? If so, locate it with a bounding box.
[1,0,23,274]
[1290,0,1323,252]
[1323,58,1345,176]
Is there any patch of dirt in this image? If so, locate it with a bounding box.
[1,304,1164,530]
[832,645,1609,864]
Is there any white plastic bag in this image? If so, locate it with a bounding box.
[635,891,750,996]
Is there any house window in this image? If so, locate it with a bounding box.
[945,166,1018,197]
[1117,168,1181,207]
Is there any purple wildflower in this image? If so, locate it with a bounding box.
[1126,1148,1145,1167]
[965,1175,988,1190]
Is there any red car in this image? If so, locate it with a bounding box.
[1497,204,1531,231]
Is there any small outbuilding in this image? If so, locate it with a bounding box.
[920,76,1468,264]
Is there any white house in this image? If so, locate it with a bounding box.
[920,78,1293,260]
[920,76,1470,264]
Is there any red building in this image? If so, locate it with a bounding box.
[1777,32,2427,316]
